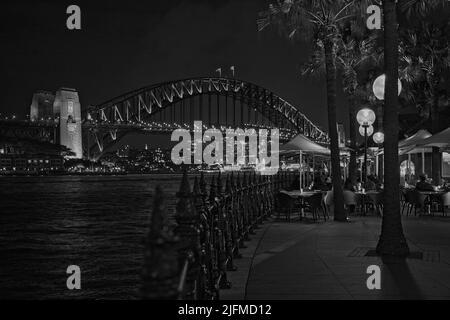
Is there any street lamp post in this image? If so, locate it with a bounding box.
[357,108,376,187]
[373,132,385,179]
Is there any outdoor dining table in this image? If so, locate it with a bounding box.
[280,190,325,219]
[418,190,446,214]
[281,190,323,199]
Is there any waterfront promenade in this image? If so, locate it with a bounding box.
[223,216,450,300]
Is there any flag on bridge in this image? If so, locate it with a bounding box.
[215,68,222,77]
[230,66,235,78]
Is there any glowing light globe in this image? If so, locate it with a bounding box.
[356,108,376,126]
[281,0,293,13]
[373,132,385,144]
[359,125,374,137]
[372,74,402,100]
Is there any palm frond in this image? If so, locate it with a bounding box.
[398,0,449,19]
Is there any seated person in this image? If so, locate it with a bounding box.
[442,179,450,192]
[365,177,377,191]
[325,176,332,190]
[344,178,356,192]
[415,174,434,191]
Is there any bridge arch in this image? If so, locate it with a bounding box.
[84,77,329,157]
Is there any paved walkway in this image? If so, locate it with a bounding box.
[223,215,450,300]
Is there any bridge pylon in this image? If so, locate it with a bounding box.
[54,88,83,159]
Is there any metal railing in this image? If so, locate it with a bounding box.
[141,171,295,300]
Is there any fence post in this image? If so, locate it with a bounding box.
[209,175,231,290]
[229,173,243,258]
[175,171,200,299]
[141,186,179,300]
[224,175,237,271]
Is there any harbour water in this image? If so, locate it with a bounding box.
[0,174,192,300]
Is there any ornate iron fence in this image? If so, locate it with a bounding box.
[141,171,295,300]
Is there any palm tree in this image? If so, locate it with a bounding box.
[336,35,380,183]
[375,0,409,256]
[400,21,450,183]
[257,0,361,222]
[302,34,379,184]
[376,0,449,256]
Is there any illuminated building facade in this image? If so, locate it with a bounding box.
[30,91,55,121]
[54,88,83,159]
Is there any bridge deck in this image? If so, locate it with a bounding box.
[224,216,450,300]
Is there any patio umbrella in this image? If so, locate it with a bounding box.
[281,134,330,190]
[378,129,432,155]
[281,134,330,155]
[417,127,450,150]
[399,129,432,148]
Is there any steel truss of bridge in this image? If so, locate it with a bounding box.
[0,77,329,159]
[84,77,329,157]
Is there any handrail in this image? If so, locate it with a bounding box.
[141,170,296,300]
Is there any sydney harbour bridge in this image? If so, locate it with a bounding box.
[0,77,329,160]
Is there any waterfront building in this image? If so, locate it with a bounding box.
[29,91,55,121]
[0,154,64,174]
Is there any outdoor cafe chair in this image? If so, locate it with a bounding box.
[366,192,384,216]
[400,188,407,214]
[441,192,450,217]
[276,192,301,222]
[324,190,333,219]
[343,190,361,216]
[304,192,327,222]
[404,189,428,216]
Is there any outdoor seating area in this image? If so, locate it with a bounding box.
[276,184,450,223]
[275,124,450,223]
[277,187,387,222]
[401,186,450,217]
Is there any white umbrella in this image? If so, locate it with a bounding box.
[399,129,432,148]
[281,134,330,190]
[418,127,450,149]
[281,134,330,155]
[377,129,433,156]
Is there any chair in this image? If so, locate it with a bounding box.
[441,192,450,216]
[366,192,384,216]
[304,193,326,222]
[400,188,407,215]
[343,190,361,215]
[324,191,333,218]
[404,189,428,216]
[276,192,300,222]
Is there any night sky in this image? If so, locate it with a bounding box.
[0,0,350,137]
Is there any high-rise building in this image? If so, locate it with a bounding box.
[54,88,83,159]
[30,91,55,121]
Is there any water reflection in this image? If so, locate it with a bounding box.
[0,175,185,299]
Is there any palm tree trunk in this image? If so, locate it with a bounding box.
[324,39,346,222]
[348,98,358,184]
[376,0,409,256]
[431,93,441,185]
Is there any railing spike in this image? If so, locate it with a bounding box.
[225,174,232,193]
[176,170,196,219]
[217,172,223,194]
[200,171,207,197]
[209,176,217,203]
[141,185,179,300]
